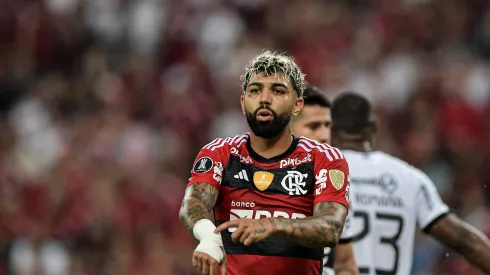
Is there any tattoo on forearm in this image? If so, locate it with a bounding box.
[179,182,219,234]
[195,183,218,210]
[271,201,347,247]
[254,221,267,235]
[335,267,357,275]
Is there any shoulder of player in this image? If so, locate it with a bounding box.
[200,133,250,152]
[297,137,345,161]
[377,151,432,184]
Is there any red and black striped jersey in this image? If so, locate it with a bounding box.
[188,133,350,275]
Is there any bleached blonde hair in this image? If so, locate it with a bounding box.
[240,50,307,97]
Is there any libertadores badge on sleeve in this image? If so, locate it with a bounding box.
[328,169,345,190]
[193,157,213,173]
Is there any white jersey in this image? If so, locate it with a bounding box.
[344,150,449,275]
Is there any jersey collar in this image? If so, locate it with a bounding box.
[246,135,299,164]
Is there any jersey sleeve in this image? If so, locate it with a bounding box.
[187,139,228,191]
[313,154,350,211]
[413,168,450,232]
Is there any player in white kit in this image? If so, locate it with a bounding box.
[330,92,490,275]
[291,85,358,275]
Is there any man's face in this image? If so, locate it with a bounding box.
[241,74,304,138]
[291,105,332,144]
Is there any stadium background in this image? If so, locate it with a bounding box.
[0,0,489,274]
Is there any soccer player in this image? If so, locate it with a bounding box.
[330,92,490,275]
[179,51,351,275]
[290,85,359,275]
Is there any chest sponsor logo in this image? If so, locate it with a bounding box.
[193,157,213,173]
[329,169,345,190]
[279,153,312,168]
[230,147,253,164]
[281,170,308,196]
[253,171,274,191]
[228,209,306,232]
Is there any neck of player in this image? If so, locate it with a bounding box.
[249,129,293,159]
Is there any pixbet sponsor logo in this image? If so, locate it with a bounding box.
[279,154,312,168]
[228,209,306,232]
[230,147,253,164]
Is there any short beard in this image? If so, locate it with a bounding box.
[245,105,291,138]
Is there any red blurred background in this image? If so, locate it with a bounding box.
[0,0,489,274]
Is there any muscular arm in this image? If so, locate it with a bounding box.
[270,201,348,248]
[334,243,359,275]
[179,182,219,235]
[427,213,490,273]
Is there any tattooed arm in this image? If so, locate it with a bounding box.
[181,182,227,275]
[271,201,348,248]
[179,182,219,235]
[215,201,348,248]
[214,201,347,248]
[427,214,490,273]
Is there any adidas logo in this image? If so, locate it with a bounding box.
[234,170,249,181]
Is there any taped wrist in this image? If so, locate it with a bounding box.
[193,219,224,262]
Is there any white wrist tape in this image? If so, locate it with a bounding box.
[193,219,224,263]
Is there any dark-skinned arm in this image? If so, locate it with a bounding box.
[334,243,359,275]
[270,201,348,248]
[179,182,219,235]
[427,213,490,273]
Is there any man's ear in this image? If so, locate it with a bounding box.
[240,95,245,115]
[292,97,304,117]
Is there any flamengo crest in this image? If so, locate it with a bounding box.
[281,170,308,195]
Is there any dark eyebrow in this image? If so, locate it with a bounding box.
[271,83,289,89]
[247,82,263,89]
[247,82,289,89]
[307,121,322,127]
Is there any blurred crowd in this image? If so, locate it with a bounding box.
[0,0,489,274]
